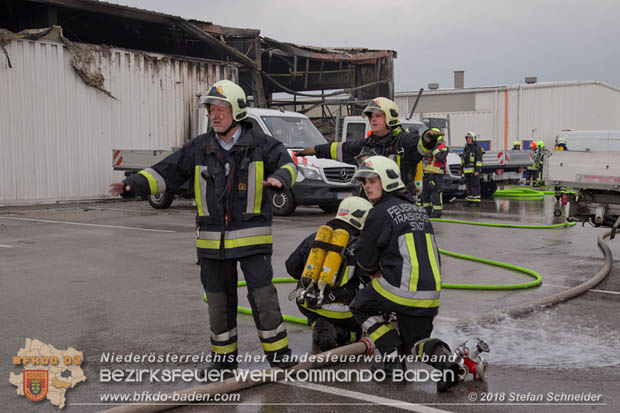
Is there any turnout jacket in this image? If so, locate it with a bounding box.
[461,142,483,174]
[123,123,297,259]
[355,191,441,316]
[314,127,433,183]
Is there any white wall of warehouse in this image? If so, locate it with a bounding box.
[0,37,238,205]
[395,81,620,151]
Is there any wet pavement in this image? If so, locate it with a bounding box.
[1,195,619,412]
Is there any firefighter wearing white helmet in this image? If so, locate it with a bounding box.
[285,196,373,351]
[349,156,459,391]
[461,131,483,205]
[295,97,442,195]
[109,79,298,372]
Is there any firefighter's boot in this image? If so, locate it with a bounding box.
[372,349,406,379]
[413,338,460,392]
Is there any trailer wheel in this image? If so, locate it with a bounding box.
[271,189,296,216]
[147,192,174,209]
[553,209,563,217]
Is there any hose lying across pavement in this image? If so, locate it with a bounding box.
[462,229,615,326]
[211,219,575,326]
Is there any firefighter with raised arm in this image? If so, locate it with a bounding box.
[349,156,460,392]
[295,97,442,193]
[109,80,297,371]
[461,131,483,205]
[285,196,373,351]
[421,129,449,218]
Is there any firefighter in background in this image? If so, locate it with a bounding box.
[350,156,460,392]
[554,137,568,151]
[553,137,568,201]
[534,140,546,186]
[461,131,483,205]
[295,97,442,195]
[285,196,373,351]
[526,141,539,185]
[421,129,449,218]
[109,80,297,371]
[512,140,521,150]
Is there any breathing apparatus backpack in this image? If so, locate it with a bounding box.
[299,225,350,308]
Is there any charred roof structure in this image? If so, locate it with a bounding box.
[2,0,395,113]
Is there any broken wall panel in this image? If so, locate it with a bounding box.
[0,36,238,204]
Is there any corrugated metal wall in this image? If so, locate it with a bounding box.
[396,82,620,151]
[0,38,237,205]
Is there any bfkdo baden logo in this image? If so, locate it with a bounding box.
[23,370,49,401]
[10,338,86,409]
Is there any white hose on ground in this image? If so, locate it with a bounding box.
[461,229,615,326]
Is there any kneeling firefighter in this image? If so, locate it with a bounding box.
[349,156,460,392]
[285,196,373,351]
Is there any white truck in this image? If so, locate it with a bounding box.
[558,130,620,151]
[112,107,357,215]
[545,133,620,232]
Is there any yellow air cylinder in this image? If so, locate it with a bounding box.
[318,228,349,289]
[301,225,333,287]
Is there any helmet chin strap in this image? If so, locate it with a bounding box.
[219,121,239,137]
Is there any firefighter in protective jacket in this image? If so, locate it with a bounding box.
[109,80,297,370]
[349,156,459,392]
[421,129,449,218]
[461,131,483,205]
[295,97,442,193]
[285,196,373,351]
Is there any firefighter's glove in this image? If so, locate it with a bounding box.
[422,129,441,150]
[295,147,316,157]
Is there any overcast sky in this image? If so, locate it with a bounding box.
[108,0,620,92]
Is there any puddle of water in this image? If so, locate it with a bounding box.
[433,312,620,369]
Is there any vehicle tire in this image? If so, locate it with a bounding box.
[553,209,563,217]
[319,203,340,213]
[147,192,175,209]
[271,189,296,216]
[481,180,498,199]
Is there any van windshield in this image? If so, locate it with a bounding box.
[261,116,327,148]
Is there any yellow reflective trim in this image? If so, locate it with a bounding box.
[225,235,272,249]
[194,166,204,216]
[340,266,350,286]
[301,303,353,319]
[254,161,264,214]
[281,164,296,187]
[197,239,220,249]
[330,143,338,160]
[197,234,273,250]
[371,278,440,308]
[369,323,394,343]
[262,336,288,352]
[405,233,419,291]
[212,342,238,354]
[426,234,441,291]
[138,170,158,194]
